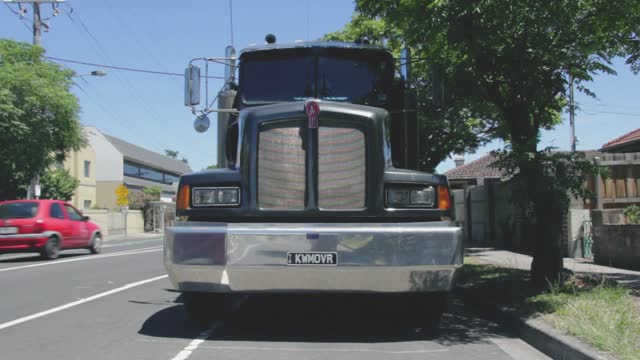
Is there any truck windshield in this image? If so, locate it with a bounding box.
[240,50,392,107]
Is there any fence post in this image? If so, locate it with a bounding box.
[594,156,603,209]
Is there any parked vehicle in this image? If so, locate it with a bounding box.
[166,38,462,327]
[0,200,103,259]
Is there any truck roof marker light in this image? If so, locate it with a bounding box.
[265,34,276,44]
[177,184,190,210]
[438,186,451,211]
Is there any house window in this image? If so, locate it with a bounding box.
[84,160,91,178]
[124,162,139,176]
[84,200,92,209]
[164,173,179,184]
[124,160,180,185]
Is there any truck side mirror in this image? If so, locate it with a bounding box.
[400,47,411,87]
[184,65,201,106]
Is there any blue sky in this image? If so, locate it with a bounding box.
[2,0,639,174]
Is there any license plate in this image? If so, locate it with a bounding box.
[0,227,18,235]
[287,252,338,266]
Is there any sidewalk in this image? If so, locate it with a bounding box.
[466,247,640,291]
[103,231,163,242]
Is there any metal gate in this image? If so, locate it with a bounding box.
[151,202,176,233]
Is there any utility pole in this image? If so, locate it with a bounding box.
[569,75,576,152]
[32,1,41,46]
[6,0,65,199]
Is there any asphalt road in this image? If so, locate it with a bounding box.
[0,237,549,360]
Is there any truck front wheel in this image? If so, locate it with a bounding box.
[182,292,225,326]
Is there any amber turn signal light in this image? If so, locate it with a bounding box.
[437,186,451,211]
[177,184,190,210]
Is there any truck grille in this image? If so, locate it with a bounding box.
[257,125,366,210]
[258,127,305,209]
[319,127,365,209]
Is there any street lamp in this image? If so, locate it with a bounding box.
[74,70,107,77]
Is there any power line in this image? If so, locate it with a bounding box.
[99,0,167,72]
[45,56,224,79]
[580,110,640,117]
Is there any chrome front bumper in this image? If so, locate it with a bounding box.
[164,221,463,293]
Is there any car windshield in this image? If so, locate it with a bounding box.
[240,50,392,107]
[0,202,39,219]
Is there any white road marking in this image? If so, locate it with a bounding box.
[0,274,168,331]
[0,246,162,273]
[170,323,221,360]
[167,295,248,360]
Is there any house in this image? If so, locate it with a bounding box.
[62,140,97,209]
[600,128,640,153]
[85,126,192,209]
[444,154,505,190]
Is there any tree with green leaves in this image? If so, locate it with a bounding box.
[356,0,639,288]
[165,149,189,165]
[38,168,79,201]
[0,39,85,200]
[324,14,495,171]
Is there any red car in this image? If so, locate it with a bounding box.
[0,200,103,260]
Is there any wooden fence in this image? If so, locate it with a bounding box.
[590,152,640,208]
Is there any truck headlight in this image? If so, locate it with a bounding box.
[386,187,435,208]
[192,187,240,206]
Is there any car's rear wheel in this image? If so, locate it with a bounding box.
[182,292,225,326]
[41,236,61,260]
[89,234,102,254]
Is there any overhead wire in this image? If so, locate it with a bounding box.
[46,56,224,79]
[61,1,175,153]
[99,0,167,72]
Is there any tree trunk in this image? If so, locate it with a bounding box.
[517,151,565,290]
[530,185,565,290]
[506,111,564,291]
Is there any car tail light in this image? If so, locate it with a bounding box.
[177,184,190,210]
[33,220,45,234]
[438,186,451,211]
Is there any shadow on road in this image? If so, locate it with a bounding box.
[138,294,513,347]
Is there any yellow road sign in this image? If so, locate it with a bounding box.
[115,184,129,206]
[115,184,129,197]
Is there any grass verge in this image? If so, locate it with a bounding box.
[458,259,640,360]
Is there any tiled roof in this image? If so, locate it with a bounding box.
[444,153,503,179]
[102,133,192,175]
[443,150,602,180]
[600,128,640,152]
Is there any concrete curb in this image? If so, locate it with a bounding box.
[455,287,609,360]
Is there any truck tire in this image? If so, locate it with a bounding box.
[182,292,225,326]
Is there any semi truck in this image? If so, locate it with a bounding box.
[164,36,463,327]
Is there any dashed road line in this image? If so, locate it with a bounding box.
[167,295,249,360]
[169,324,220,360]
[0,274,168,330]
[0,246,162,273]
